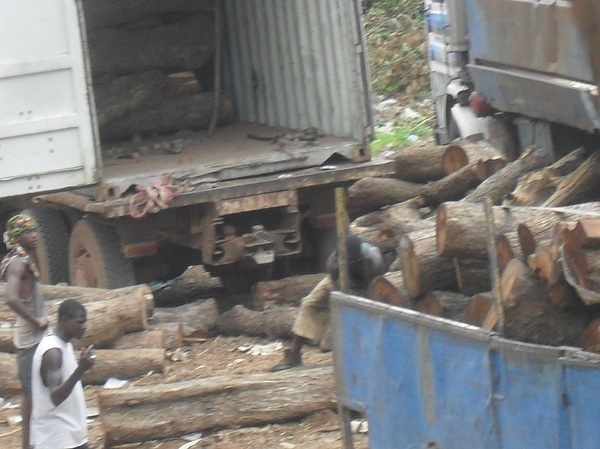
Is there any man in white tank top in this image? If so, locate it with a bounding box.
[30,299,95,449]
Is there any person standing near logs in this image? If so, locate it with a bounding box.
[1,214,49,449]
[270,234,384,371]
[30,299,95,449]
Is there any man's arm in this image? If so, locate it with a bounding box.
[5,259,48,330]
[41,346,94,407]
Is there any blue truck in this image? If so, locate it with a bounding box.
[427,0,600,160]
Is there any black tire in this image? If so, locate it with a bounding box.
[22,208,69,284]
[68,218,135,288]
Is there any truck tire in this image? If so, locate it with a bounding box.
[22,208,70,284]
[68,219,135,288]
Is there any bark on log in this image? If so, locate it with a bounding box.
[543,151,600,207]
[475,157,507,181]
[503,147,588,206]
[351,197,424,228]
[216,305,298,340]
[368,271,415,308]
[436,201,600,259]
[496,234,516,271]
[416,290,471,322]
[580,319,600,353]
[100,92,234,141]
[0,352,20,396]
[571,219,600,249]
[151,265,223,305]
[252,274,328,309]
[397,228,457,298]
[99,366,336,447]
[112,330,166,350]
[83,349,166,385]
[346,177,426,215]
[419,162,482,207]
[500,259,591,346]
[463,146,553,205]
[88,15,215,78]
[453,258,491,295]
[450,140,505,166]
[150,298,219,338]
[81,0,216,31]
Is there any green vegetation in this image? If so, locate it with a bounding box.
[364,0,434,153]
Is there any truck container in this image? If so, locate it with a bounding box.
[0,0,394,289]
[427,0,600,159]
[331,293,600,449]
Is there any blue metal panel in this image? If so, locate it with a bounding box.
[331,294,600,449]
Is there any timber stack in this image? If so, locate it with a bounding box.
[348,140,600,350]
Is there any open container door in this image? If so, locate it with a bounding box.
[0,0,99,198]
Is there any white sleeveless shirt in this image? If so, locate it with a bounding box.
[30,334,88,449]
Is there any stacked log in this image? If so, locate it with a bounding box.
[77,0,234,144]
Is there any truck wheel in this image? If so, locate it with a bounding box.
[68,219,135,288]
[22,208,70,284]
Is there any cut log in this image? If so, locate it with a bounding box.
[453,258,492,295]
[415,290,471,321]
[100,92,234,141]
[216,305,298,340]
[503,146,588,206]
[391,143,467,183]
[571,219,600,249]
[463,145,553,205]
[465,292,494,327]
[0,352,20,396]
[252,274,328,309]
[368,271,415,307]
[543,151,600,207]
[112,330,166,350]
[500,258,591,345]
[81,0,216,31]
[99,366,336,447]
[346,177,426,215]
[83,348,165,385]
[147,265,222,305]
[496,234,516,271]
[436,201,600,259]
[419,162,482,207]
[397,228,457,298]
[88,14,215,78]
[475,157,507,180]
[449,140,505,166]
[150,298,219,338]
[580,319,600,353]
[148,323,184,350]
[351,197,424,228]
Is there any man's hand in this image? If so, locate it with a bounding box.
[36,317,49,331]
[79,345,96,372]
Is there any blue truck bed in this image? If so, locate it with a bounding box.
[331,293,600,449]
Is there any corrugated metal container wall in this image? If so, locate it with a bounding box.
[222,0,373,142]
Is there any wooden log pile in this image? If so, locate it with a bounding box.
[79,0,234,143]
[347,141,600,349]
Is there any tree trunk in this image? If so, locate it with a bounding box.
[504,147,588,206]
[112,330,166,350]
[436,201,600,259]
[99,366,336,447]
[397,228,457,298]
[148,265,222,305]
[465,292,494,327]
[150,298,219,338]
[463,146,553,205]
[368,271,415,307]
[416,290,471,321]
[252,274,328,309]
[391,143,467,182]
[87,14,215,78]
[346,177,426,215]
[100,92,234,141]
[216,305,298,339]
[419,162,482,207]
[543,151,600,207]
[148,323,184,350]
[83,348,166,385]
[580,319,600,353]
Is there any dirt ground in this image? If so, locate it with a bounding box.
[0,334,369,449]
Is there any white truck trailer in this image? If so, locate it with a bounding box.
[0,0,394,289]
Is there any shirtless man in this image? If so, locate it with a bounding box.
[1,214,49,449]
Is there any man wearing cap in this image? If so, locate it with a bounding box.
[1,213,49,449]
